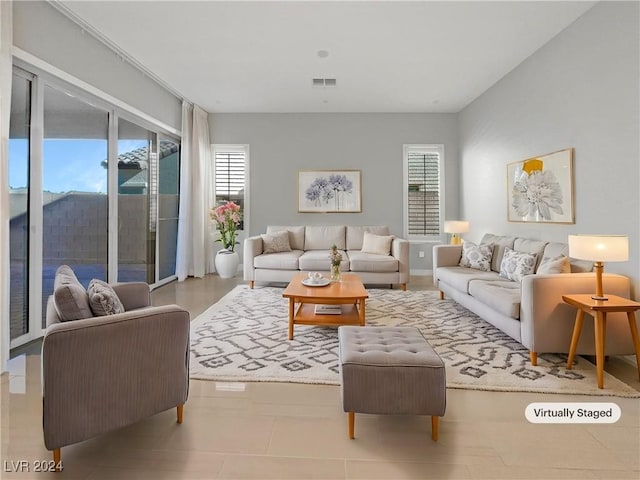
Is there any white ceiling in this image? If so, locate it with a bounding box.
[59,1,596,113]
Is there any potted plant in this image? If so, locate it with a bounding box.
[210,201,241,278]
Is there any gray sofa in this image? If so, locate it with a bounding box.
[433,233,636,365]
[244,225,409,290]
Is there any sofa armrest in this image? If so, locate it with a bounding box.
[520,272,631,354]
[432,244,463,284]
[42,304,190,450]
[391,237,410,284]
[111,282,151,310]
[243,235,264,281]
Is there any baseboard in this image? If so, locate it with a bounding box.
[410,269,432,276]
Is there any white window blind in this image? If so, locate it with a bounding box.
[404,145,443,238]
[213,145,247,230]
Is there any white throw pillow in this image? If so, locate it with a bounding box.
[361,232,393,256]
[261,230,292,254]
[499,247,537,282]
[537,254,571,274]
[459,242,493,272]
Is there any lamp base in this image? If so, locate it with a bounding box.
[450,234,462,245]
[591,295,609,301]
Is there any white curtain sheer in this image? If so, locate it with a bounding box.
[175,102,214,280]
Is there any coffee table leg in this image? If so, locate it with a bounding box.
[359,298,365,326]
[288,298,295,340]
[566,310,584,369]
[627,312,640,380]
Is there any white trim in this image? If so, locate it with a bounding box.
[107,112,118,283]
[12,47,181,138]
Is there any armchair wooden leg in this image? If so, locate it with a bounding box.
[401,283,407,291]
[530,351,538,366]
[53,448,61,472]
[431,416,439,441]
[348,412,355,439]
[249,281,254,289]
[177,404,184,424]
[439,291,444,300]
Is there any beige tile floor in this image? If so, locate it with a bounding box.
[2,275,639,479]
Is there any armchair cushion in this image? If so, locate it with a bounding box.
[53,265,93,321]
[87,279,125,316]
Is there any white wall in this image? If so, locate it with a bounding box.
[459,2,639,296]
[210,113,459,271]
[11,1,182,131]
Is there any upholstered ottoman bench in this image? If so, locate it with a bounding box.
[338,326,446,441]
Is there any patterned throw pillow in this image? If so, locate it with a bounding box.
[537,254,571,274]
[459,242,494,272]
[499,247,538,282]
[87,279,125,316]
[261,230,292,254]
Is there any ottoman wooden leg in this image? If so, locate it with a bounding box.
[431,416,439,441]
[348,412,355,439]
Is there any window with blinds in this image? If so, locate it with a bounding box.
[213,145,247,230]
[404,145,443,238]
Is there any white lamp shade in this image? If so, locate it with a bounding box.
[568,235,629,262]
[444,221,470,234]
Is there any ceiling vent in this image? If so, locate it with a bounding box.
[312,78,337,88]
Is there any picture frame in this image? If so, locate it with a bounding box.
[298,170,362,213]
[507,148,574,224]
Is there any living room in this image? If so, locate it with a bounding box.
[1,1,639,479]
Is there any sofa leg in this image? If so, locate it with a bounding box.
[530,351,538,366]
[439,291,444,300]
[177,404,184,424]
[348,412,355,439]
[53,448,61,472]
[431,416,439,441]
[401,283,407,291]
[249,281,254,289]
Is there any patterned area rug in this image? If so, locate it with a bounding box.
[190,286,640,397]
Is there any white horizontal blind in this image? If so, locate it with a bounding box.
[406,146,441,237]
[213,146,246,230]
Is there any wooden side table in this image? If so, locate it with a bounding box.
[563,294,640,389]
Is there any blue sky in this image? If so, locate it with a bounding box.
[9,139,146,193]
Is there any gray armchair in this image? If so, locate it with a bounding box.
[42,266,190,470]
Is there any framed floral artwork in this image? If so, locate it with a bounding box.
[507,148,574,224]
[298,170,362,213]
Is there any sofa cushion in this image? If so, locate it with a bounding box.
[499,247,537,282]
[436,266,501,293]
[299,249,349,271]
[481,234,516,272]
[266,226,305,251]
[53,265,93,321]
[347,251,398,273]
[254,250,303,270]
[537,254,571,274]
[513,238,547,270]
[261,230,292,254]
[468,279,521,319]
[304,225,346,250]
[346,226,390,251]
[361,232,393,256]
[87,279,125,316]
[459,242,493,272]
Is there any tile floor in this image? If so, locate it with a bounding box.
[2,275,639,479]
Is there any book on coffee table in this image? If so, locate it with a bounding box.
[314,304,342,315]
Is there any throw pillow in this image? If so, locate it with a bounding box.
[537,254,571,274]
[87,279,125,317]
[261,230,292,254]
[361,232,393,256]
[459,242,493,272]
[53,265,93,321]
[499,247,538,282]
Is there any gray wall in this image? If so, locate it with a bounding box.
[459,2,639,296]
[12,1,182,131]
[210,113,459,272]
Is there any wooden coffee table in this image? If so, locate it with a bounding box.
[283,273,369,340]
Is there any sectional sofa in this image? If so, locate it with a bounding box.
[244,225,409,289]
[433,233,636,365]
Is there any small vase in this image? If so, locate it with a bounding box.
[330,264,341,282]
[215,250,239,278]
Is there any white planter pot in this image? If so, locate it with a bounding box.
[215,250,239,279]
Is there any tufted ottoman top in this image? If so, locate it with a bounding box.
[338,326,443,368]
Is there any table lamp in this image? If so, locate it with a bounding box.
[568,234,629,301]
[444,221,469,245]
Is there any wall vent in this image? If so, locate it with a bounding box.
[312,78,337,88]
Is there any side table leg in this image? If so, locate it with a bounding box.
[288,298,295,340]
[627,312,640,380]
[566,310,584,369]
[595,312,606,389]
